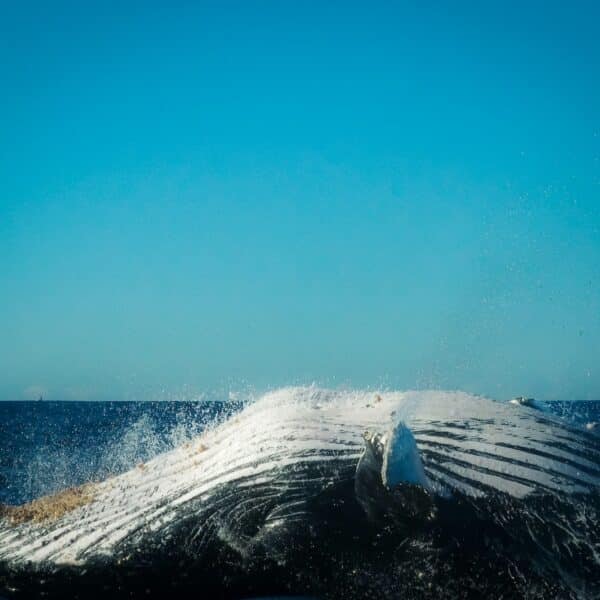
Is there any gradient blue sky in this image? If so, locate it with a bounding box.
[1,1,599,401]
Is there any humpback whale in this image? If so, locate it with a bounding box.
[1,388,599,599]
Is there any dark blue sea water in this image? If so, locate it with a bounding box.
[1,399,597,507]
[0,400,242,505]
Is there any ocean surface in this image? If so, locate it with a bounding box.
[0,394,599,599]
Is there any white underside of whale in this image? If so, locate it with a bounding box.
[1,388,598,566]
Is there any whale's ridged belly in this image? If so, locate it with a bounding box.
[0,388,598,568]
[414,416,600,497]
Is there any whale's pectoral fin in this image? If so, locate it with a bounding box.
[355,422,435,525]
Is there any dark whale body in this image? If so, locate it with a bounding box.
[1,389,599,599]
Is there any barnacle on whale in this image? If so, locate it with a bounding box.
[1,483,95,525]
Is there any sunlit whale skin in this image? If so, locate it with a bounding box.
[1,388,599,599]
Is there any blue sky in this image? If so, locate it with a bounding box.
[1,1,599,400]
